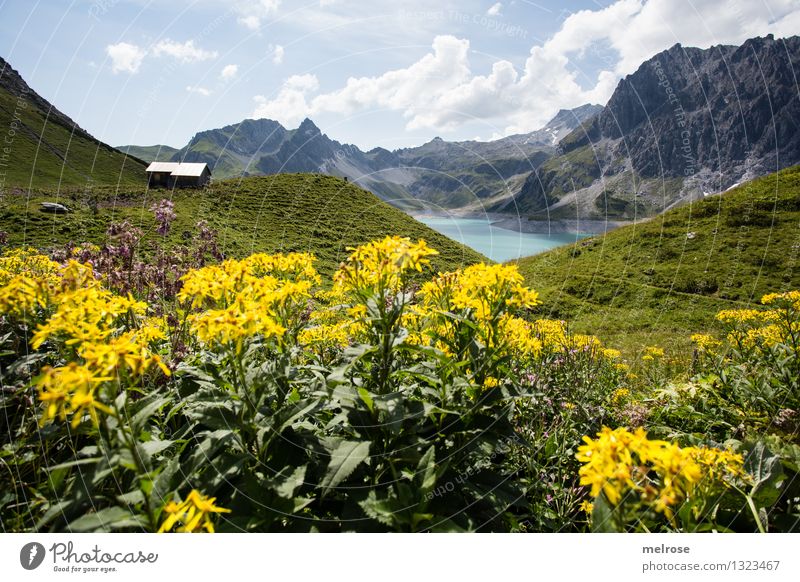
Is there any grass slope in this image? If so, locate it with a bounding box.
[0,174,486,275]
[0,87,145,190]
[516,164,800,355]
[115,144,179,163]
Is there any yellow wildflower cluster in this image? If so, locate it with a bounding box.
[707,291,800,352]
[642,346,665,361]
[762,290,800,310]
[0,249,61,319]
[610,388,630,407]
[334,236,438,294]
[410,264,543,359]
[716,309,769,326]
[296,291,368,356]
[443,263,539,320]
[0,255,171,428]
[577,427,743,518]
[179,252,319,351]
[158,490,231,533]
[297,323,350,350]
[36,363,113,428]
[690,333,721,353]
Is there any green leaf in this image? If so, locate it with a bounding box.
[275,465,307,499]
[68,507,147,532]
[744,441,785,509]
[130,395,171,430]
[320,440,371,495]
[591,495,619,532]
[140,439,173,459]
[358,387,374,413]
[417,446,437,494]
[359,491,396,526]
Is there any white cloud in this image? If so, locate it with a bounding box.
[251,0,800,136]
[235,0,281,30]
[220,64,239,80]
[151,39,218,63]
[487,2,502,16]
[107,38,218,75]
[271,44,285,64]
[253,74,319,126]
[106,42,146,74]
[186,85,212,96]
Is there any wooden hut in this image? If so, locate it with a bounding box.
[146,162,211,188]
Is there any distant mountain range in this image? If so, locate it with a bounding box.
[2,33,797,227]
[120,35,800,222]
[118,104,601,210]
[493,34,800,220]
[0,56,144,189]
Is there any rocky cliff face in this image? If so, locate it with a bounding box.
[567,35,800,187]
[502,35,800,219]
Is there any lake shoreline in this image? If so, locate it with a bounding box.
[413,215,592,262]
[410,211,632,235]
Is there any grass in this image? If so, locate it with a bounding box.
[115,145,179,163]
[0,87,145,190]
[515,164,800,357]
[0,173,487,276]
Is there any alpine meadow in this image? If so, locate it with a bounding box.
[1,1,800,543]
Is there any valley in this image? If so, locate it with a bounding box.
[2,0,800,539]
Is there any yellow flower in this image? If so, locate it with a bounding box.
[334,236,438,294]
[31,286,147,350]
[297,323,350,350]
[532,319,568,351]
[576,427,716,516]
[78,332,171,377]
[36,363,113,428]
[689,447,745,481]
[716,309,767,326]
[0,249,61,318]
[642,346,665,361]
[610,388,630,406]
[690,333,721,353]
[482,376,500,389]
[190,299,286,353]
[578,500,594,515]
[761,290,800,310]
[158,490,231,533]
[448,263,539,320]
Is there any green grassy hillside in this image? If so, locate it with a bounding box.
[516,164,800,355]
[0,79,145,189]
[0,174,486,275]
[116,144,179,163]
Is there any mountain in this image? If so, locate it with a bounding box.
[116,144,180,163]
[144,106,599,209]
[501,104,603,147]
[0,173,485,275]
[494,35,800,220]
[0,55,145,189]
[516,163,800,355]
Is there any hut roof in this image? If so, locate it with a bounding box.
[145,162,210,176]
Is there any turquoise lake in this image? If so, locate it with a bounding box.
[417,217,585,262]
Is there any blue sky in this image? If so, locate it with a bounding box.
[1,0,798,150]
